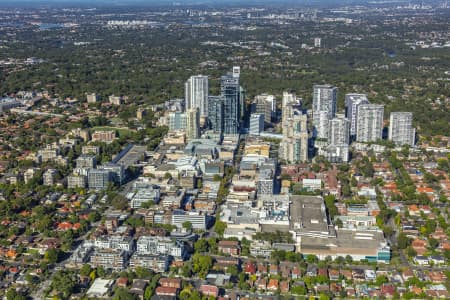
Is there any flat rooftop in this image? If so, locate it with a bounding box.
[87,278,114,297]
[290,195,329,234]
[221,205,260,225]
[114,145,147,168]
[300,229,387,256]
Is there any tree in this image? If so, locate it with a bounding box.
[196,178,202,189]
[97,266,106,277]
[182,221,193,231]
[26,273,38,284]
[45,248,60,264]
[135,266,152,279]
[207,238,218,254]
[383,226,394,238]
[407,247,417,258]
[181,262,192,277]
[126,216,145,228]
[141,201,155,208]
[80,264,92,277]
[194,238,208,253]
[397,233,410,250]
[345,255,353,264]
[324,195,338,218]
[88,211,101,222]
[113,288,138,300]
[306,254,318,264]
[51,270,77,299]
[428,238,439,250]
[6,289,26,300]
[227,265,239,276]
[214,220,227,237]
[311,163,321,172]
[342,185,352,197]
[286,251,303,262]
[375,275,388,286]
[271,250,286,261]
[111,194,128,210]
[238,272,250,290]
[192,253,212,279]
[291,284,306,295]
[89,270,97,282]
[144,285,154,300]
[334,256,345,265]
[444,250,450,260]
[319,293,330,300]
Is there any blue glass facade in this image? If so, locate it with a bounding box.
[221,74,240,135]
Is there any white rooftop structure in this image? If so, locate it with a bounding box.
[86,278,114,298]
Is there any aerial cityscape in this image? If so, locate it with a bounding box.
[0,0,449,299]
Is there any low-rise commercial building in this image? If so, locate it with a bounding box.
[171,210,209,230]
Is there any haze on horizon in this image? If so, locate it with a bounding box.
[0,0,415,8]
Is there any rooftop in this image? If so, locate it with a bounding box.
[87,278,114,297]
[290,195,331,236]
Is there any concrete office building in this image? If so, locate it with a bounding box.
[67,174,87,189]
[356,104,384,143]
[76,154,97,169]
[249,113,264,135]
[389,112,415,147]
[171,210,208,230]
[185,75,209,117]
[312,85,337,139]
[186,108,200,140]
[130,185,160,209]
[345,93,369,138]
[88,169,111,189]
[99,164,124,185]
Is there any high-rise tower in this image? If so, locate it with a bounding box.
[356,104,384,142]
[312,85,337,139]
[221,67,241,135]
[345,93,369,138]
[389,112,415,147]
[185,75,209,117]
